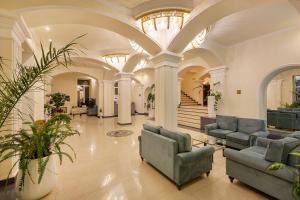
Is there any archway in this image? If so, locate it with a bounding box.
[259,64,300,122]
[50,72,99,115]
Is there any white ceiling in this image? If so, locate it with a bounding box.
[31,24,132,57]
[208,1,300,46]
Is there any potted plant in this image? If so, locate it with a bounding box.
[0,114,79,200]
[47,92,70,114]
[0,36,83,199]
[207,90,222,118]
[86,98,98,116]
[146,84,155,119]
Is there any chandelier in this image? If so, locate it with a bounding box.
[190,27,210,48]
[133,59,147,72]
[129,40,144,53]
[136,9,190,45]
[102,54,128,71]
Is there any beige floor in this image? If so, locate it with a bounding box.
[42,115,270,200]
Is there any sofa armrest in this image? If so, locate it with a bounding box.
[204,123,218,133]
[249,131,269,146]
[176,146,214,165]
[138,135,141,156]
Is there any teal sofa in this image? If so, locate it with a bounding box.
[225,135,300,200]
[138,123,214,190]
[205,115,267,150]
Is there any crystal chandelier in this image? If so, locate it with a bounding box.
[133,59,147,72]
[185,27,210,50]
[129,40,144,53]
[102,54,128,71]
[136,9,190,46]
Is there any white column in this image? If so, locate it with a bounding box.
[209,66,226,93]
[178,77,183,106]
[208,66,226,117]
[97,81,104,116]
[103,80,115,117]
[152,52,181,130]
[135,84,145,114]
[117,73,132,125]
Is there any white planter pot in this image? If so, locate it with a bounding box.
[15,156,57,200]
[148,108,155,118]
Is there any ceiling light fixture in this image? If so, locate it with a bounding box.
[190,27,210,48]
[102,53,128,71]
[48,38,52,42]
[129,40,144,53]
[45,26,50,31]
[136,9,189,34]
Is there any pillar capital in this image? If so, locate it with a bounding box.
[116,72,133,80]
[102,80,115,84]
[0,11,32,45]
[151,51,182,69]
[208,66,226,78]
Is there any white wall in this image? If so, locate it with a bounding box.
[51,73,98,113]
[222,25,300,119]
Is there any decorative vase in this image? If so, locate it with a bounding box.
[15,156,57,200]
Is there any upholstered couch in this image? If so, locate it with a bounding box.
[225,135,300,200]
[138,123,214,189]
[267,109,300,130]
[205,115,267,150]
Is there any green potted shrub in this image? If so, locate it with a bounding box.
[146,84,155,118]
[86,98,97,116]
[0,114,79,200]
[47,92,70,114]
[0,36,83,199]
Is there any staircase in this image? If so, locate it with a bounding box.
[178,92,208,129]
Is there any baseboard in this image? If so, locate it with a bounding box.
[102,115,117,118]
[0,177,15,187]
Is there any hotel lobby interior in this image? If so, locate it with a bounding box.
[2,0,300,199]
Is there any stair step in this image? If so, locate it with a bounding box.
[178,121,200,129]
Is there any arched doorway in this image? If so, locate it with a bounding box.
[259,64,300,131]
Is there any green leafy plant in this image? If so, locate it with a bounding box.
[86,98,96,108]
[47,92,70,109]
[146,84,155,111]
[0,114,79,191]
[209,90,222,111]
[268,152,300,199]
[0,36,82,128]
[0,36,83,190]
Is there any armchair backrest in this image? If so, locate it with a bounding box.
[238,118,265,134]
[140,129,178,179]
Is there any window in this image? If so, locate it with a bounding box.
[294,75,300,103]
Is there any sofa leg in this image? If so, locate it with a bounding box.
[140,156,144,161]
[176,184,181,190]
[206,171,210,177]
[229,176,234,183]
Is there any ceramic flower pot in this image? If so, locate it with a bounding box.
[15,156,57,200]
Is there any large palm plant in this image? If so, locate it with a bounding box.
[0,36,83,190]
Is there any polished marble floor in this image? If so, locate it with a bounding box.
[36,115,270,199]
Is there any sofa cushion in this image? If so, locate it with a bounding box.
[160,128,192,153]
[225,148,297,183]
[265,137,300,163]
[143,123,162,134]
[216,115,237,132]
[238,118,265,134]
[208,129,234,139]
[245,146,266,156]
[226,132,250,146]
[281,137,300,163]
[265,140,284,162]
